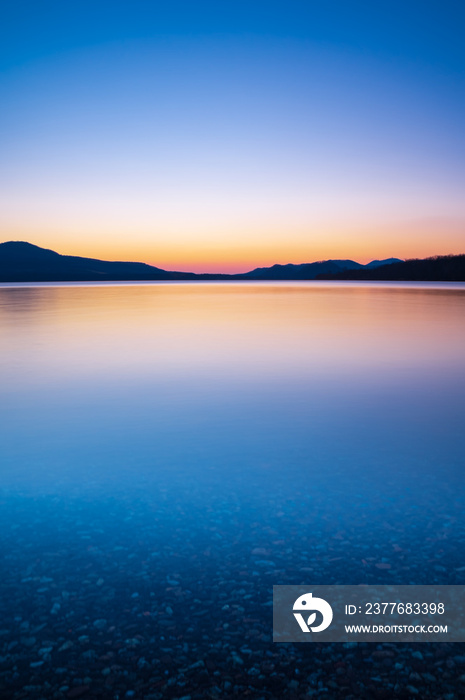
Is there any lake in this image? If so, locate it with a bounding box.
[1,281,465,698]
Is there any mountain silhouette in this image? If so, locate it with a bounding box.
[11,240,465,282]
[241,258,401,280]
[0,242,200,282]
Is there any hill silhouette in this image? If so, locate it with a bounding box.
[1,242,463,282]
[0,241,406,282]
[241,258,401,280]
[0,242,201,282]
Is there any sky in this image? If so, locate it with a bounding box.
[1,1,464,273]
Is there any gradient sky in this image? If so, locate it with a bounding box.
[1,1,464,272]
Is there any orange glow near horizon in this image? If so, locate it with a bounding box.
[2,216,464,273]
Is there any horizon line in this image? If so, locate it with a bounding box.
[0,239,409,276]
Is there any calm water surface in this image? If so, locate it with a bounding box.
[1,282,465,698]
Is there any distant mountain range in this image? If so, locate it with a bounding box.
[0,241,464,282]
[0,241,400,281]
[241,258,402,280]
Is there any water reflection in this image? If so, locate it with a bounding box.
[1,282,465,390]
[1,281,464,497]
